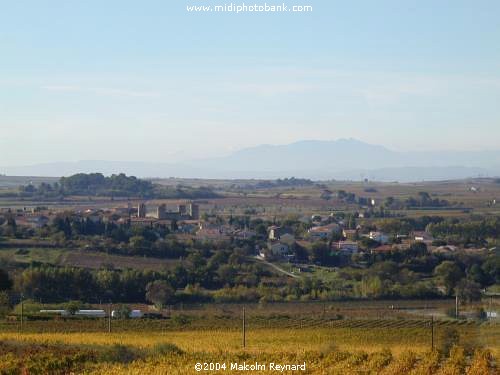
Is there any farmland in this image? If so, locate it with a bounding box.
[1,174,499,373]
[0,312,498,374]
[0,247,181,271]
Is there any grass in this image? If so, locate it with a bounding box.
[0,248,65,265]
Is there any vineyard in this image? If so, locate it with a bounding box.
[0,315,498,374]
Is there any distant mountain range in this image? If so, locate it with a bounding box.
[2,139,500,182]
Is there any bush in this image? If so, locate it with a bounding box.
[150,343,184,356]
[0,291,12,318]
[170,314,191,326]
[99,344,143,363]
[438,328,460,355]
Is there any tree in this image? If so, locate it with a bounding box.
[217,265,238,286]
[482,255,499,284]
[467,264,489,286]
[292,243,309,262]
[65,301,82,315]
[434,261,465,295]
[255,224,268,239]
[0,291,11,318]
[113,304,131,319]
[170,219,178,232]
[455,279,482,303]
[408,242,428,257]
[145,280,174,309]
[309,241,329,265]
[0,269,12,291]
[129,235,150,255]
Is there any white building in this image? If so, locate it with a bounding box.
[369,231,389,244]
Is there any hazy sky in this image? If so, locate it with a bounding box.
[1,1,500,166]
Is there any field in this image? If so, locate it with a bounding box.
[1,301,499,374]
[0,247,181,271]
[0,315,498,374]
[2,177,500,219]
[1,176,499,373]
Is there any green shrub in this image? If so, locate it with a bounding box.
[150,343,184,356]
[99,344,143,363]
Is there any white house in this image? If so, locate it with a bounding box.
[369,231,389,244]
[268,225,282,240]
[413,231,434,243]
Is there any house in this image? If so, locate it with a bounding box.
[113,207,131,215]
[342,229,358,240]
[268,242,290,257]
[130,218,156,228]
[308,223,340,240]
[279,233,296,245]
[334,241,359,255]
[432,245,458,254]
[86,213,102,224]
[268,226,292,240]
[196,228,230,242]
[369,231,389,244]
[232,228,257,240]
[413,231,434,243]
[371,245,394,254]
[268,226,280,240]
[26,215,50,228]
[177,221,197,234]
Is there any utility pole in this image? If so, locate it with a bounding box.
[431,315,434,351]
[242,306,246,349]
[108,302,112,333]
[20,294,24,332]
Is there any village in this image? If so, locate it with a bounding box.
[0,197,492,267]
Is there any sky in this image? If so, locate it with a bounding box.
[1,0,500,167]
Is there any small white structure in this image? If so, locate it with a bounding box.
[130,309,143,318]
[369,231,389,244]
[75,309,106,318]
[268,225,282,240]
[486,311,498,319]
[111,309,143,318]
[413,231,434,242]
